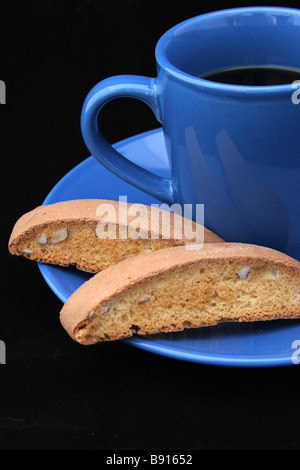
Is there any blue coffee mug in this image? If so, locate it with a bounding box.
[81,6,300,260]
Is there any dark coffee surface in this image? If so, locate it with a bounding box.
[200,65,300,85]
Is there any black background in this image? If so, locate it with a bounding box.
[1,0,300,451]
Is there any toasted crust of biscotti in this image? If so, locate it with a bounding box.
[59,243,300,344]
[8,199,223,273]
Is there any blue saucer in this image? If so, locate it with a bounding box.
[39,128,300,367]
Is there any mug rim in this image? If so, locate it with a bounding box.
[155,6,300,95]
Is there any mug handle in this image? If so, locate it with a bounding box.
[80,75,175,205]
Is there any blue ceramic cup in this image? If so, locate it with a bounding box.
[81,6,300,260]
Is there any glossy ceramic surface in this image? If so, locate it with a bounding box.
[40,128,300,367]
[81,7,300,262]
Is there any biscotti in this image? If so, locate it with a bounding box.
[59,243,300,344]
[8,199,223,273]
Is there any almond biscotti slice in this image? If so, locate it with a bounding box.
[8,199,223,273]
[59,243,300,344]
